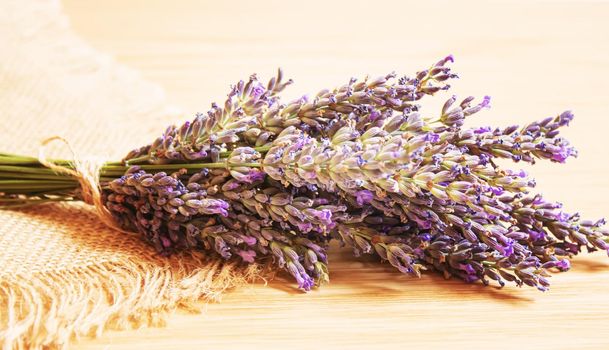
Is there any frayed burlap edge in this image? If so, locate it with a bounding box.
[0,248,270,349]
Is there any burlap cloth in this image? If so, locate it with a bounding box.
[0,1,264,348]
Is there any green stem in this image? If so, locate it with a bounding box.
[0,165,64,176]
[0,151,266,204]
[0,154,72,166]
[0,172,77,181]
[123,155,150,165]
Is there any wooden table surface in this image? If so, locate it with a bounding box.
[63,1,609,349]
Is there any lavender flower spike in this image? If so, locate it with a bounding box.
[3,55,607,293]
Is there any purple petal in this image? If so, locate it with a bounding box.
[355,190,374,206]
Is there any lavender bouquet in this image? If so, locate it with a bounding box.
[1,56,607,291]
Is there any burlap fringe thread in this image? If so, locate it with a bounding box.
[0,245,266,349]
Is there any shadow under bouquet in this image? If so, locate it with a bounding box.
[1,56,607,291]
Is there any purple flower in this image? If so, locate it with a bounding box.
[312,209,333,226]
[450,164,461,175]
[223,181,242,191]
[431,154,442,167]
[557,110,574,127]
[239,234,257,246]
[287,261,315,291]
[557,211,570,223]
[306,184,319,192]
[489,186,504,196]
[502,240,515,257]
[369,109,381,121]
[532,195,545,205]
[551,145,577,163]
[481,95,491,109]
[442,54,455,64]
[529,230,545,241]
[477,153,490,166]
[242,170,266,183]
[296,221,313,233]
[562,242,580,254]
[355,190,374,206]
[543,258,571,271]
[459,263,476,275]
[214,236,231,259]
[252,84,265,97]
[474,126,492,134]
[419,233,432,241]
[413,217,432,230]
[160,236,172,248]
[413,248,424,258]
[200,199,230,217]
[237,249,257,263]
[507,169,528,178]
[556,259,571,270]
[424,133,440,143]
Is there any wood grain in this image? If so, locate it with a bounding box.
[62,1,609,349]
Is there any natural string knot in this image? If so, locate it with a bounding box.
[38,136,132,234]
